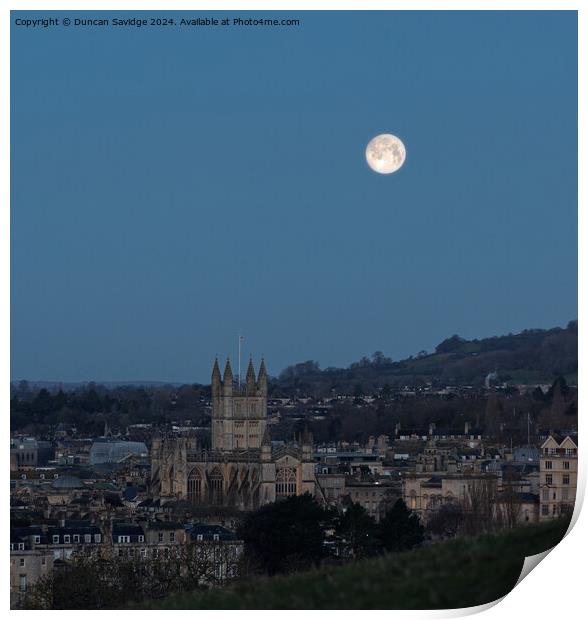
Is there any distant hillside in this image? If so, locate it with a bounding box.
[272,321,577,396]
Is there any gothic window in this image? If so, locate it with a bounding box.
[169,466,175,495]
[188,468,202,504]
[276,467,297,498]
[208,467,224,504]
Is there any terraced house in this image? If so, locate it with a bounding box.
[539,435,578,520]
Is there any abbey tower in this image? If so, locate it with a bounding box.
[211,357,267,451]
[150,357,316,510]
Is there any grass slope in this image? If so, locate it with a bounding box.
[141,518,570,610]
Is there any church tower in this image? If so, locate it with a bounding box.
[211,357,268,451]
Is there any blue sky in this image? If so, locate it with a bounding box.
[11,11,577,383]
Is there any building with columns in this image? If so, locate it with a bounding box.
[150,358,316,510]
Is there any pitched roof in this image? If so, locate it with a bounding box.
[187,523,238,541]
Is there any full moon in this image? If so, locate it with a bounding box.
[365,134,406,174]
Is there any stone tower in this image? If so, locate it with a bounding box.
[211,357,268,451]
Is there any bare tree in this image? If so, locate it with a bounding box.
[21,543,242,610]
[461,478,497,536]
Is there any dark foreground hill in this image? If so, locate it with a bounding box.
[273,321,577,395]
[141,518,570,610]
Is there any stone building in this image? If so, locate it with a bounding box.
[344,480,401,522]
[10,547,53,607]
[539,435,578,520]
[403,472,499,523]
[415,440,459,474]
[150,358,316,510]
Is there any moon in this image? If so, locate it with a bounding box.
[365,134,406,174]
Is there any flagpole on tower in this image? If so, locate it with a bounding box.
[238,335,244,387]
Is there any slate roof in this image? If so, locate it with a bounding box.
[112,523,145,537]
[147,520,183,531]
[52,476,86,490]
[186,523,239,542]
[122,486,139,502]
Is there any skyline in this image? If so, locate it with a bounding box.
[11,11,578,383]
[10,318,576,384]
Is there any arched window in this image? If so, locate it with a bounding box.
[208,467,224,504]
[409,490,417,510]
[188,468,202,504]
[169,466,175,495]
[276,467,297,498]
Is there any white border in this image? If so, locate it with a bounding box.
[3,2,584,618]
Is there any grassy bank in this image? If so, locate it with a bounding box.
[139,518,570,610]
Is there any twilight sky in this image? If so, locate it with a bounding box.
[11,11,577,383]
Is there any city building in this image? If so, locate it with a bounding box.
[539,435,578,520]
[150,358,316,509]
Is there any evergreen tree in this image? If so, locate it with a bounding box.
[379,499,424,552]
[335,501,379,558]
[237,493,328,575]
